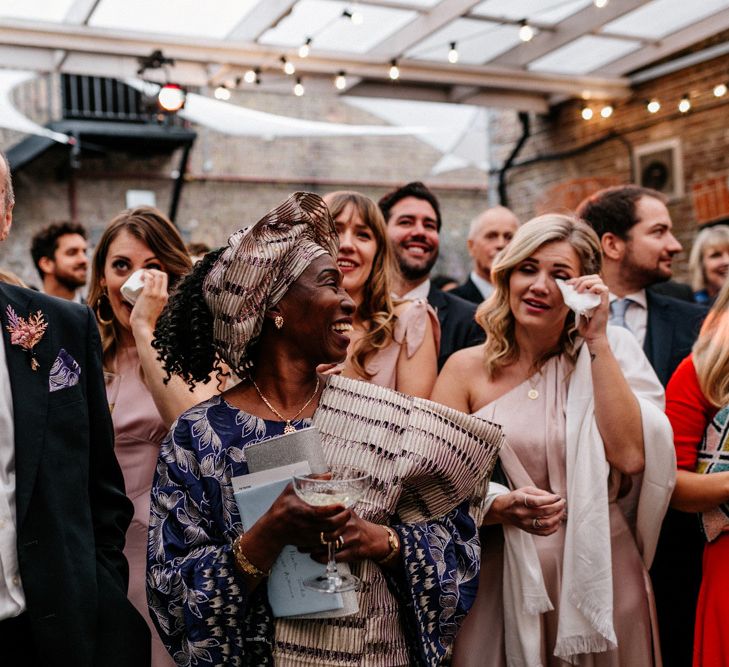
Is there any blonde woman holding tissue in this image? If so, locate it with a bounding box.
[433,214,675,666]
[88,207,217,667]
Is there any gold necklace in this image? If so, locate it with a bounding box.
[250,377,320,434]
[527,371,541,400]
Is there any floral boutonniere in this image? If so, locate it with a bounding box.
[5,305,48,371]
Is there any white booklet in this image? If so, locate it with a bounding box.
[232,459,358,619]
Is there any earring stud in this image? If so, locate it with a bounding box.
[274,315,284,330]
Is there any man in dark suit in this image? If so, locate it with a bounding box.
[0,154,150,666]
[378,182,484,369]
[451,205,519,305]
[578,184,706,667]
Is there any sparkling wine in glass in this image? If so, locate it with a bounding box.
[293,471,371,593]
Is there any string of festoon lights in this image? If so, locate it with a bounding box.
[213,0,724,102]
[579,80,729,121]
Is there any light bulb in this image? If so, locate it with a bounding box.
[519,21,534,42]
[600,105,613,118]
[335,72,347,90]
[214,86,231,101]
[350,9,363,24]
[678,95,691,113]
[713,83,727,97]
[646,99,661,113]
[283,59,295,75]
[581,106,593,120]
[157,84,186,112]
[594,0,608,7]
[294,79,304,96]
[448,42,459,64]
[299,38,312,58]
[243,69,256,84]
[389,61,400,80]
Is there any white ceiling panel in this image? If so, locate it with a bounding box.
[529,34,641,75]
[406,17,521,64]
[602,0,729,40]
[89,0,259,39]
[0,0,75,22]
[471,0,593,26]
[260,1,417,53]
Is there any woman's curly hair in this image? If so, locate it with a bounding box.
[153,247,226,390]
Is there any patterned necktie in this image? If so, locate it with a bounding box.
[609,298,632,329]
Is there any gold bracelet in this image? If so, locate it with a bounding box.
[376,525,400,566]
[232,535,269,578]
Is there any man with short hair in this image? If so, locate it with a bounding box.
[30,221,88,301]
[451,205,519,304]
[577,184,706,667]
[379,182,484,369]
[0,153,150,666]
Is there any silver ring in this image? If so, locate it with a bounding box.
[336,535,345,550]
[532,518,542,529]
[523,494,531,508]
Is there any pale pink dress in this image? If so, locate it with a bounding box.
[363,299,440,389]
[453,355,657,667]
[112,346,176,667]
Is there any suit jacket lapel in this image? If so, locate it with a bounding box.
[645,292,673,385]
[0,285,53,527]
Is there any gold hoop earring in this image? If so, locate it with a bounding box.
[95,288,114,326]
[274,315,284,330]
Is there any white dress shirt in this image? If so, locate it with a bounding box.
[0,331,26,620]
[608,289,648,347]
[400,279,431,301]
[470,271,495,301]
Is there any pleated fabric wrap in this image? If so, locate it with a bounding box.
[273,374,504,666]
[202,192,339,372]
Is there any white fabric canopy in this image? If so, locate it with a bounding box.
[128,79,428,138]
[0,70,70,144]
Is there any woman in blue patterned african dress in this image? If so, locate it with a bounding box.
[147,193,502,666]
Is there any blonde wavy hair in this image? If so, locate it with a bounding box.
[688,224,729,293]
[325,191,398,380]
[693,278,729,407]
[476,213,602,379]
[88,207,192,369]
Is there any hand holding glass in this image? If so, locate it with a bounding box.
[293,471,370,593]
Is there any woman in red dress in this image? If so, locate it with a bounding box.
[666,279,729,666]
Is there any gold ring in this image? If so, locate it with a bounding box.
[336,535,345,550]
[532,518,542,529]
[320,531,328,545]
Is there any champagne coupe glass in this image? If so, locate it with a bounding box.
[293,470,371,593]
[103,371,121,414]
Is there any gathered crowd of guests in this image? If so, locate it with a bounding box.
[1,149,728,667]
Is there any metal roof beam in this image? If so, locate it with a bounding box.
[489,0,645,67]
[226,0,297,42]
[63,0,101,24]
[369,0,482,60]
[0,19,629,100]
[593,7,729,76]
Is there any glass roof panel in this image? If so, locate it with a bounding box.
[0,0,75,22]
[528,34,640,75]
[601,0,729,40]
[406,18,522,64]
[471,0,593,26]
[89,0,259,39]
[259,1,416,54]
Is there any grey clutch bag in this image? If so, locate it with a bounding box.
[244,427,328,474]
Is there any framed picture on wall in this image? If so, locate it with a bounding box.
[633,138,684,200]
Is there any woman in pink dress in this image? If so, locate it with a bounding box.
[323,191,438,396]
[88,207,219,667]
[432,213,674,666]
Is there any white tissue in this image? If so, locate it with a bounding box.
[120,269,146,306]
[555,279,601,325]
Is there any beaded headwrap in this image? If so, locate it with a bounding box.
[203,192,338,372]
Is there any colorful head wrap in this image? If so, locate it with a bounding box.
[203,192,338,371]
